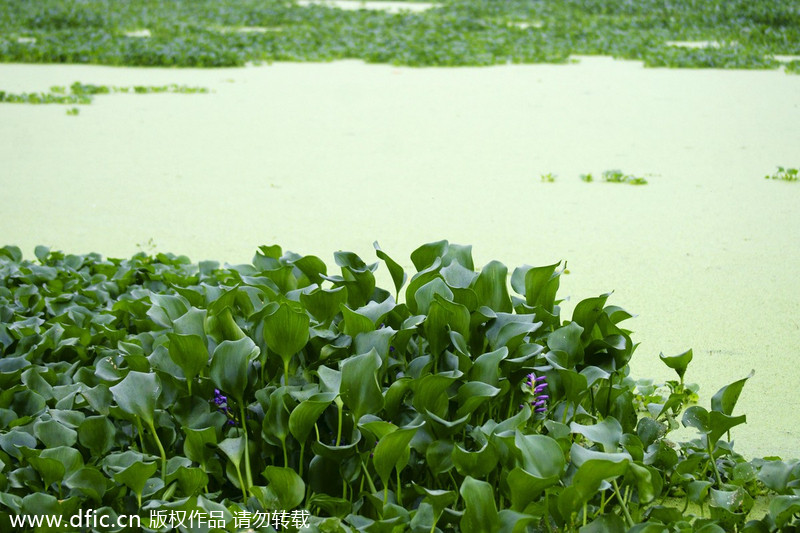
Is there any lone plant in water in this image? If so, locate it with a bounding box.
[765,166,799,181]
[602,169,648,185]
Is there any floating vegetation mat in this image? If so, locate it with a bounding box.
[0,0,798,68]
[0,81,209,106]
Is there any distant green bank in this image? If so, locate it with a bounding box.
[0,0,798,69]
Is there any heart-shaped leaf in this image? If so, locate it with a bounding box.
[109,371,161,426]
[209,337,259,403]
[340,349,383,421]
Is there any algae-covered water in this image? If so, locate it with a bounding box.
[1,57,798,460]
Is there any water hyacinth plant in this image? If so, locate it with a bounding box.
[0,0,798,69]
[764,166,799,182]
[522,372,548,414]
[0,242,797,532]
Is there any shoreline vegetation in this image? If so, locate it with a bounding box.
[0,0,798,71]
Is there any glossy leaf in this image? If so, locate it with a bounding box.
[209,337,259,403]
[109,371,161,426]
[460,476,500,532]
[340,349,383,421]
[263,302,309,359]
[373,426,419,488]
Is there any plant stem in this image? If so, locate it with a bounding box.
[284,357,291,386]
[708,440,722,486]
[234,463,247,501]
[146,420,167,484]
[361,459,378,494]
[335,399,343,447]
[543,491,554,533]
[396,468,402,505]
[240,404,253,490]
[135,417,147,454]
[612,479,634,528]
[606,372,615,417]
[299,441,306,477]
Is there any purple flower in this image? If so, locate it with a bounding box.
[211,388,237,426]
[526,373,549,413]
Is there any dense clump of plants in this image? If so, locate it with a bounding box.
[1,242,799,532]
[0,0,798,69]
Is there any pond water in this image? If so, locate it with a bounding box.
[1,56,798,460]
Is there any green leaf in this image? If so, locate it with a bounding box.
[262,466,305,510]
[514,433,566,480]
[570,417,623,453]
[148,293,189,328]
[34,418,77,448]
[209,337,259,403]
[289,392,337,443]
[511,262,561,310]
[687,480,713,504]
[340,349,384,421]
[404,257,442,315]
[78,416,116,456]
[40,446,84,476]
[263,301,310,361]
[443,243,474,270]
[287,253,328,286]
[109,371,161,426]
[411,240,448,271]
[469,347,507,386]
[218,437,245,470]
[768,495,800,528]
[373,426,419,487]
[460,476,500,532]
[580,514,626,533]
[301,286,348,323]
[412,373,457,420]
[756,459,800,493]
[412,484,456,520]
[317,366,342,395]
[455,381,500,418]
[452,440,499,478]
[374,242,407,296]
[659,349,693,381]
[682,406,747,447]
[28,456,66,490]
[340,304,376,338]
[560,456,629,516]
[711,370,754,415]
[548,322,585,367]
[415,278,454,316]
[264,387,291,443]
[64,466,107,503]
[507,468,556,512]
[113,461,157,503]
[167,333,208,383]
[628,462,660,503]
[183,426,217,467]
[173,307,207,337]
[472,261,512,312]
[175,466,209,497]
[571,293,610,341]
